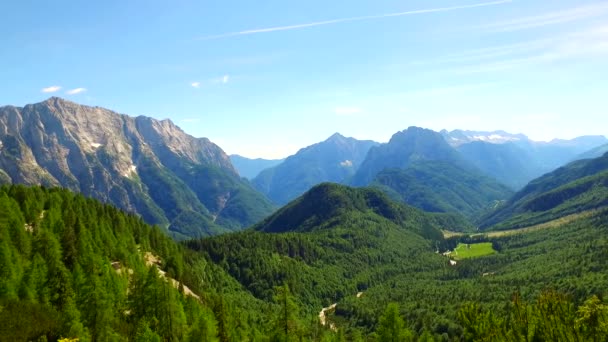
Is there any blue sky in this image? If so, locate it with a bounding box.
[1,0,607,158]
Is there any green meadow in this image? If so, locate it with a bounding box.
[453,242,497,260]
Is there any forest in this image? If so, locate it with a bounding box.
[1,185,607,341]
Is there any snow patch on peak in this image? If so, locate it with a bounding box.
[340,160,353,167]
[91,143,102,149]
[471,134,520,143]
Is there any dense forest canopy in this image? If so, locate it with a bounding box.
[1,184,608,341]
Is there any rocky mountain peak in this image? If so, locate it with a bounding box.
[0,98,270,237]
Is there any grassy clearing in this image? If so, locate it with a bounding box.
[452,242,496,260]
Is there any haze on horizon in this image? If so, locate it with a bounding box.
[1,0,607,159]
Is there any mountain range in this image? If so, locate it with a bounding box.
[1,98,607,236]
[2,98,608,340]
[442,129,608,189]
[0,97,274,238]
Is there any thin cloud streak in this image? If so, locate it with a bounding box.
[66,88,87,95]
[479,3,608,32]
[196,0,512,40]
[450,25,608,74]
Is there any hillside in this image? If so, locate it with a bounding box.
[576,143,608,160]
[2,184,607,340]
[229,154,284,179]
[252,133,378,205]
[0,98,274,238]
[456,141,541,189]
[188,183,458,308]
[188,182,608,339]
[371,161,512,219]
[0,185,274,341]
[480,152,608,229]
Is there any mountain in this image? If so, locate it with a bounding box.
[253,182,465,237]
[229,154,284,179]
[575,143,608,160]
[480,152,608,229]
[0,97,274,238]
[443,129,608,189]
[455,141,541,189]
[188,183,461,307]
[352,127,467,186]
[252,133,378,205]
[371,161,512,219]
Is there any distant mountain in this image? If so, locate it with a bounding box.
[230,154,284,179]
[0,97,274,238]
[252,133,378,205]
[352,127,467,186]
[443,129,608,189]
[521,136,608,173]
[480,152,608,230]
[371,161,512,219]
[575,143,608,161]
[456,141,541,189]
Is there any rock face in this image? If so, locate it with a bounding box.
[0,97,274,238]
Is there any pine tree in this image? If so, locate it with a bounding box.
[271,284,301,342]
[376,303,412,342]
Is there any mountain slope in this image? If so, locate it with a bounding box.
[0,185,271,341]
[252,133,378,205]
[0,98,273,237]
[480,152,608,229]
[371,161,512,219]
[352,127,467,186]
[456,141,540,189]
[187,181,608,339]
[229,154,284,179]
[188,183,463,308]
[576,143,608,160]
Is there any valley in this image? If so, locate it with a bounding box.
[1,98,608,341]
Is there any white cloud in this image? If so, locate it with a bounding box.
[66,88,87,95]
[222,75,230,84]
[41,86,61,93]
[191,82,201,88]
[196,0,512,40]
[335,107,362,116]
